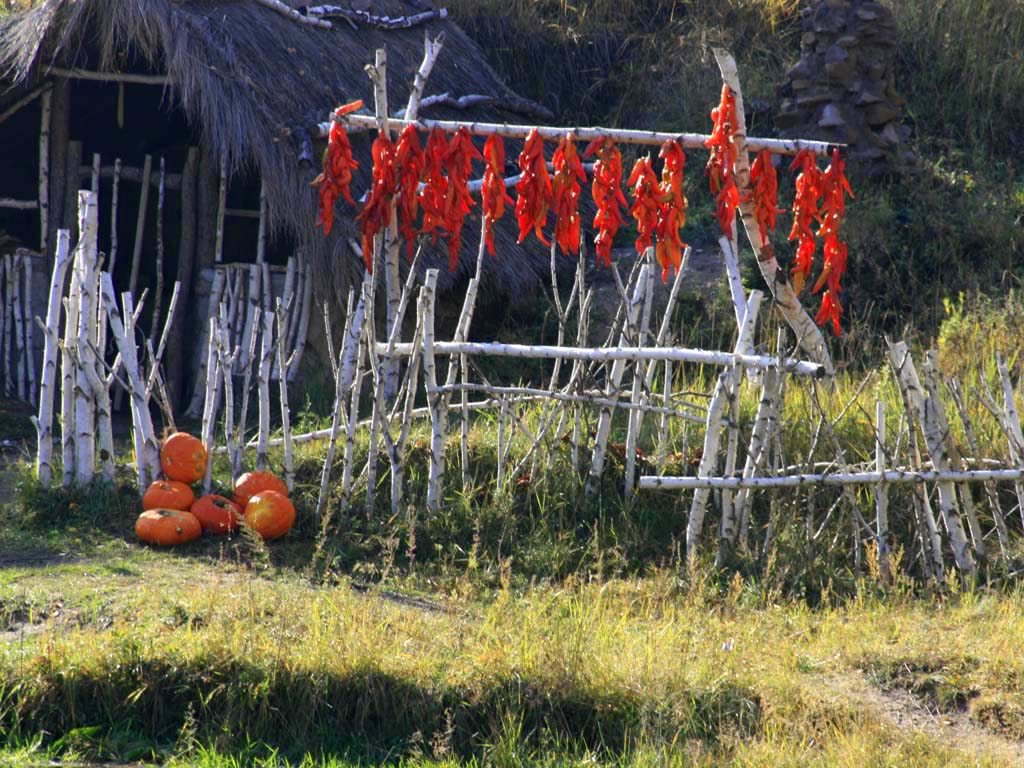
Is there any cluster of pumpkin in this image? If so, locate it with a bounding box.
[135,432,295,547]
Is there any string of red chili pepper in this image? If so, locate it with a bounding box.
[311,100,363,235]
[627,156,659,255]
[419,127,449,246]
[514,129,552,245]
[787,149,824,296]
[441,127,482,271]
[654,139,687,282]
[394,125,424,262]
[704,85,741,239]
[747,149,783,247]
[583,136,626,269]
[812,147,853,336]
[481,135,513,257]
[355,129,397,273]
[550,134,587,256]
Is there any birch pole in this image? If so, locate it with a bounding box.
[60,252,79,487]
[422,269,444,515]
[255,309,274,471]
[887,340,975,574]
[109,158,121,274]
[38,88,51,254]
[624,263,655,500]
[214,315,238,484]
[32,230,71,488]
[73,191,100,485]
[7,253,22,400]
[215,156,227,264]
[150,156,166,333]
[184,269,225,419]
[712,49,833,375]
[238,265,261,371]
[256,181,268,264]
[315,291,354,521]
[874,399,891,580]
[0,255,8,396]
[200,315,223,494]
[23,253,39,406]
[287,258,313,380]
[586,263,649,495]
[275,301,294,491]
[127,154,152,299]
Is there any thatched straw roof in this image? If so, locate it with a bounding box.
[0,0,555,302]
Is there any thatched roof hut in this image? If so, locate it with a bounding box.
[0,0,553,404]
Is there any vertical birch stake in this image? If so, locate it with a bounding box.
[200,315,224,494]
[256,181,268,264]
[287,258,313,381]
[60,250,80,487]
[255,309,274,471]
[874,398,891,580]
[712,49,833,374]
[1,255,8,396]
[73,192,100,485]
[215,155,227,263]
[127,154,152,299]
[586,262,649,495]
[108,158,121,274]
[341,285,370,510]
[22,253,39,407]
[624,262,655,500]
[422,269,444,515]
[33,230,71,488]
[90,153,100,196]
[150,156,166,333]
[315,291,354,522]
[12,252,26,402]
[6,253,21,400]
[184,269,225,419]
[214,314,238,485]
[38,87,51,254]
[275,300,294,492]
[238,265,261,371]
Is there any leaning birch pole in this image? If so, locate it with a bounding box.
[255,309,274,471]
[73,191,100,485]
[712,48,833,375]
[32,230,71,488]
[887,340,975,574]
[586,263,649,495]
[686,369,732,560]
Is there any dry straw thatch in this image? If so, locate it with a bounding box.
[0,0,554,302]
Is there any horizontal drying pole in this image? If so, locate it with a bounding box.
[641,467,1024,491]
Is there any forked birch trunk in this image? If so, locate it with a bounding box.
[32,230,72,488]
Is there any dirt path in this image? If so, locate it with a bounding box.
[818,671,1024,764]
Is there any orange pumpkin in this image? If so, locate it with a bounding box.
[161,432,207,484]
[244,491,296,541]
[142,480,195,512]
[233,471,288,508]
[191,494,242,534]
[135,509,202,546]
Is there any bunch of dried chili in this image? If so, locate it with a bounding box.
[394,125,424,262]
[748,149,783,247]
[442,127,481,270]
[812,148,853,336]
[704,85,741,239]
[514,129,552,245]
[481,135,513,257]
[311,100,363,235]
[550,134,587,256]
[419,128,449,246]
[583,136,626,269]
[787,149,823,295]
[355,129,397,272]
[654,139,687,282]
[627,156,659,255]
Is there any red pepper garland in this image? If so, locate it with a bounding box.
[514,129,552,245]
[812,148,853,336]
[419,127,449,246]
[704,85,741,239]
[787,149,824,296]
[627,156,659,255]
[550,134,587,256]
[312,100,363,235]
[654,139,687,282]
[747,149,783,247]
[394,125,424,262]
[583,136,626,269]
[355,130,397,272]
[481,135,513,257]
[442,127,482,270]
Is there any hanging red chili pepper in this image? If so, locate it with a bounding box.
[787,149,824,295]
[311,100,363,235]
[704,85,740,239]
[442,126,482,271]
[627,156,659,255]
[583,136,626,269]
[550,134,587,256]
[419,127,449,246]
[514,129,552,245]
[815,288,843,338]
[394,125,424,262]
[747,149,783,246]
[654,139,687,282]
[355,130,397,272]
[811,148,853,336]
[481,135,513,257]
